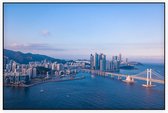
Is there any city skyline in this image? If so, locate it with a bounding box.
[4,3,164,63]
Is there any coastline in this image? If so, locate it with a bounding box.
[4,76,85,88]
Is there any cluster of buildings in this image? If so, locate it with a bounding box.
[90,53,122,72]
[3,53,128,85]
[3,59,88,85]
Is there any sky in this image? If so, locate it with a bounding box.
[4,3,164,63]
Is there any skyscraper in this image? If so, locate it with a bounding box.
[91,53,107,71]
[103,55,106,71]
[111,56,120,72]
[27,68,33,79]
[126,58,128,63]
[100,54,106,71]
[90,54,94,70]
[94,53,99,70]
[106,60,111,71]
[119,53,122,62]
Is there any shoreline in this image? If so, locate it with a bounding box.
[4,76,85,88]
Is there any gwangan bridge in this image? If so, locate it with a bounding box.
[80,69,164,87]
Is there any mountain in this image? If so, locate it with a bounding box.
[4,49,67,64]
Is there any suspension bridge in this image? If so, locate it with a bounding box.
[80,68,164,87]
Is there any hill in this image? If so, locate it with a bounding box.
[4,49,67,64]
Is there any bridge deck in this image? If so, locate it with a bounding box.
[81,69,164,84]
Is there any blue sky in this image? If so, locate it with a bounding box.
[4,3,164,63]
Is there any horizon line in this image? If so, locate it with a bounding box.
[3,48,164,63]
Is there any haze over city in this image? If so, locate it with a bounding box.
[4,4,164,63]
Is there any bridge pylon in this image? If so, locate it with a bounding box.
[142,68,155,88]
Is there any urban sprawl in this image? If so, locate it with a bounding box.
[4,53,128,86]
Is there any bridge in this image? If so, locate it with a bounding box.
[81,68,164,87]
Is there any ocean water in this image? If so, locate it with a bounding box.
[3,63,165,110]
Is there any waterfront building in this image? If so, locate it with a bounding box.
[90,54,94,70]
[102,54,106,71]
[111,56,120,72]
[100,54,106,71]
[106,60,111,71]
[119,53,122,62]
[100,59,103,71]
[26,68,33,79]
[94,53,99,70]
[91,53,107,71]
[126,58,128,63]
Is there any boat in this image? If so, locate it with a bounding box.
[40,89,44,92]
[40,87,44,92]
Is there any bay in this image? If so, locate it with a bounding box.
[3,63,165,110]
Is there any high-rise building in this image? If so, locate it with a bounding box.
[12,61,17,72]
[32,68,37,78]
[113,56,118,61]
[52,63,57,70]
[100,59,103,71]
[94,53,99,70]
[103,55,106,71]
[91,53,107,71]
[100,54,106,71]
[119,53,122,62]
[111,56,120,72]
[27,68,33,79]
[106,60,111,71]
[90,54,94,70]
[126,58,128,63]
[99,53,103,70]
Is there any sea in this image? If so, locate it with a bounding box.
[3,63,165,110]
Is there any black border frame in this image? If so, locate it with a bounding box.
[2,2,166,110]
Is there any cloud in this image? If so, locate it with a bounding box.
[40,30,51,37]
[6,43,65,51]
